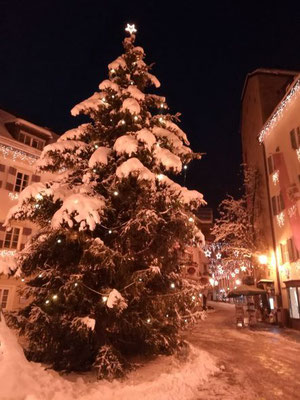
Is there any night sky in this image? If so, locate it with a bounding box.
[1,1,300,213]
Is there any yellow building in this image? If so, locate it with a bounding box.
[241,70,300,329]
[0,109,57,311]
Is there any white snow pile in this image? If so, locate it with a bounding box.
[71,92,106,116]
[57,124,91,142]
[72,317,96,331]
[88,147,111,167]
[51,194,105,231]
[116,158,154,182]
[0,250,17,275]
[136,129,156,150]
[0,314,219,400]
[146,72,160,88]
[106,289,127,311]
[108,56,127,71]
[124,85,145,101]
[99,80,120,94]
[154,147,182,172]
[113,135,138,156]
[121,98,141,115]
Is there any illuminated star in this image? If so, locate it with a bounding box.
[125,24,137,35]
[241,265,247,272]
[216,252,222,259]
[204,249,211,258]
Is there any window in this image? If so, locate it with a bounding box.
[17,131,44,150]
[3,227,20,249]
[290,128,300,149]
[268,155,275,174]
[289,287,300,319]
[0,288,9,309]
[271,192,285,216]
[14,172,29,192]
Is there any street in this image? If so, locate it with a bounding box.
[187,302,300,400]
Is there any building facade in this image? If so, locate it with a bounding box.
[0,109,56,311]
[241,69,300,328]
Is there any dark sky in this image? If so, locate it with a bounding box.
[1,1,300,212]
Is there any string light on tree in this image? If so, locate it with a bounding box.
[170,282,175,289]
[102,296,108,303]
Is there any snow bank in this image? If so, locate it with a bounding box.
[0,314,218,400]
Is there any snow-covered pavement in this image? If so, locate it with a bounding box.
[187,301,300,400]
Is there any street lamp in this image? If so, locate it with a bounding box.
[258,254,268,265]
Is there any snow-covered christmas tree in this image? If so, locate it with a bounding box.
[5,24,205,379]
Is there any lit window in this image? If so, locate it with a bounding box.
[14,172,29,192]
[3,227,20,249]
[0,288,9,309]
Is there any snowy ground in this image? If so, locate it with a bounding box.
[186,301,300,400]
[1,303,300,400]
[0,314,218,400]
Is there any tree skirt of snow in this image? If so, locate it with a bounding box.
[0,315,218,400]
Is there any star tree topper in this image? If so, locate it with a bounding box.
[125,23,137,35]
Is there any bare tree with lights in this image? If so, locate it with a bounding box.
[5,24,205,379]
[211,167,263,279]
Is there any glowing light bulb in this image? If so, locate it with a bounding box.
[102,97,106,103]
[159,117,164,123]
[170,282,175,289]
[111,68,116,74]
[52,294,58,300]
[134,115,138,121]
[188,217,194,223]
[183,165,188,170]
[160,103,164,108]
[95,144,99,149]
[108,230,112,234]
[93,169,97,173]
[147,318,151,323]
[45,300,50,305]
[192,295,196,300]
[21,278,25,282]
[57,239,62,244]
[111,95,115,99]
[113,191,119,196]
[121,120,126,125]
[36,193,43,200]
[157,174,164,181]
[235,279,241,285]
[74,283,78,287]
[102,296,108,302]
[38,274,43,278]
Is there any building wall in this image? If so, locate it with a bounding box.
[263,91,300,319]
[0,110,56,312]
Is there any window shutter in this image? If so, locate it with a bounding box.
[5,182,14,191]
[280,244,285,264]
[0,164,5,172]
[290,129,297,149]
[297,127,300,148]
[279,192,285,211]
[0,223,5,232]
[31,175,41,183]
[8,167,17,176]
[268,156,274,174]
[287,238,295,262]
[271,196,278,216]
[22,227,32,236]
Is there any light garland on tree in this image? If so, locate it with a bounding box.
[0,144,38,165]
[259,79,300,143]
